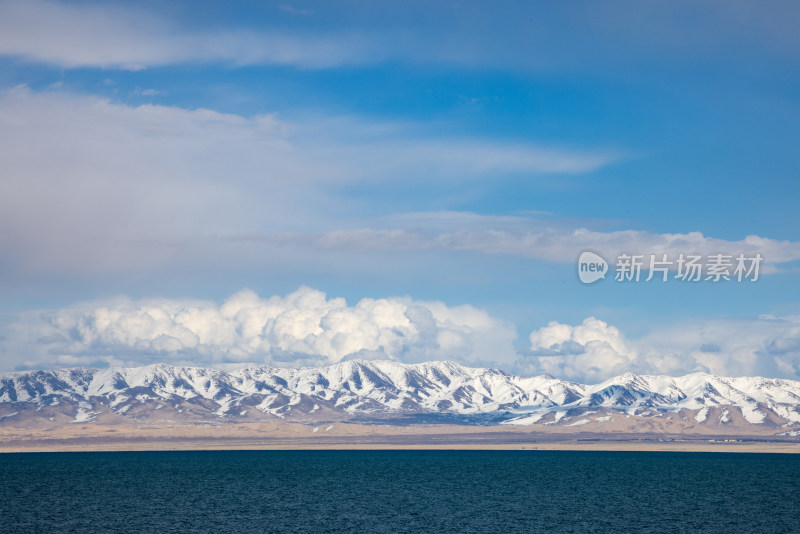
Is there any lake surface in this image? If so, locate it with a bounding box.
[1,450,798,533]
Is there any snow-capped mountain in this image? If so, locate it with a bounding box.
[1,360,800,432]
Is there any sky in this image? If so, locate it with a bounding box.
[0,0,799,382]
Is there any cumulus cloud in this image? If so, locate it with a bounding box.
[637,316,800,379]
[519,315,800,382]
[2,287,518,371]
[522,318,639,382]
[5,288,800,381]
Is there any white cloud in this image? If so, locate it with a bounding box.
[1,1,797,72]
[637,316,800,379]
[0,0,370,69]
[0,87,795,303]
[2,287,518,371]
[280,5,315,16]
[523,317,639,382]
[131,88,164,97]
[0,87,619,281]
[8,295,800,382]
[297,224,800,271]
[520,315,800,382]
[0,86,301,277]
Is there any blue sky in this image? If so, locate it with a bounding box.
[0,0,799,381]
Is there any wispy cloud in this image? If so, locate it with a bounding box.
[280,5,314,16]
[0,0,371,69]
[0,87,619,281]
[2,86,797,294]
[131,87,164,97]
[1,1,797,71]
[1,87,796,300]
[273,223,800,271]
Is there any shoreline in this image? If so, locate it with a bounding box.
[4,443,800,454]
[2,421,799,453]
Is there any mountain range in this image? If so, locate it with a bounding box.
[1,360,800,436]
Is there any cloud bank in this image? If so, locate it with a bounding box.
[4,287,518,371]
[4,288,800,382]
[299,226,800,270]
[521,316,800,382]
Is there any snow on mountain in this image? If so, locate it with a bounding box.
[1,360,800,429]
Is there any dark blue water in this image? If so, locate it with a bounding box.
[0,450,798,533]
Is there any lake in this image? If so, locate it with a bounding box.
[1,450,798,533]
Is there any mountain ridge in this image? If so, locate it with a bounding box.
[1,360,800,435]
